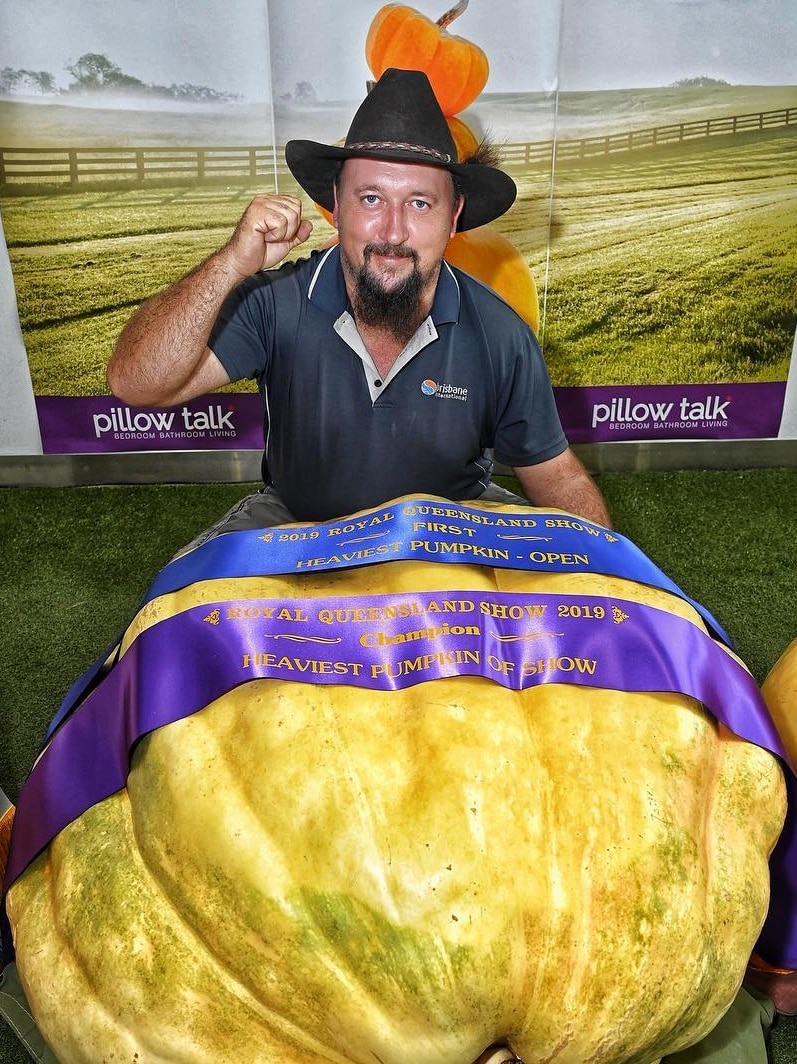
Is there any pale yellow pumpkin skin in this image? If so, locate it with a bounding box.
[7,502,786,1063]
[762,636,797,767]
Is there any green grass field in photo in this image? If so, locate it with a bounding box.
[540,132,797,386]
[2,130,795,394]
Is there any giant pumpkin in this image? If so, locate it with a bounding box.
[5,500,786,1063]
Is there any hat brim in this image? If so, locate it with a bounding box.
[284,141,517,232]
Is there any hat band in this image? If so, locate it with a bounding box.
[346,140,453,164]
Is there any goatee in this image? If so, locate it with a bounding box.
[348,244,436,345]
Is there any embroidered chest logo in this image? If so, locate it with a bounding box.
[421,378,468,402]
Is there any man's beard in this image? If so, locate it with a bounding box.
[347,244,436,345]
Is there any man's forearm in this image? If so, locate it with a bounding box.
[106,249,242,408]
[541,474,612,528]
[513,451,612,528]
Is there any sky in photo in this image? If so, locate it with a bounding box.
[0,0,795,102]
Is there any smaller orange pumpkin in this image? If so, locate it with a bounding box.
[366,0,489,116]
[446,226,541,334]
[447,114,479,161]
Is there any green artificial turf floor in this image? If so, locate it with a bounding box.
[1,469,796,1062]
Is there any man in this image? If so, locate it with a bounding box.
[106,67,611,538]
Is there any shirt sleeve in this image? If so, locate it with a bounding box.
[491,326,568,468]
[208,272,274,383]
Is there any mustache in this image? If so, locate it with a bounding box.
[364,243,418,263]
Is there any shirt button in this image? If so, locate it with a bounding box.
[374,379,382,387]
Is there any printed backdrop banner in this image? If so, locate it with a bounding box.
[1,0,795,456]
[35,396,263,454]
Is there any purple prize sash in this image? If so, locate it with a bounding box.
[5,588,795,970]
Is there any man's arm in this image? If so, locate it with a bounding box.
[106,195,313,408]
[512,448,612,528]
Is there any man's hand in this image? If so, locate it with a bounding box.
[223,195,314,279]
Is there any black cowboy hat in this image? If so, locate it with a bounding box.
[284,68,516,232]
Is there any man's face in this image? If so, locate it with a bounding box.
[333,157,463,334]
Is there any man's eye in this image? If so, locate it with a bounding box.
[362,194,379,205]
[412,199,430,210]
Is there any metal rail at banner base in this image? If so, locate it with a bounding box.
[1,439,797,488]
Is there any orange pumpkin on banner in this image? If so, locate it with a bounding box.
[365,0,489,116]
[446,113,479,161]
[445,227,541,335]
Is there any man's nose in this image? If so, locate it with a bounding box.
[379,203,408,244]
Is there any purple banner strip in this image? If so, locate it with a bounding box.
[35,395,264,454]
[42,500,735,746]
[5,590,787,899]
[555,382,786,443]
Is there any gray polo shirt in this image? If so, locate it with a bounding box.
[209,245,567,521]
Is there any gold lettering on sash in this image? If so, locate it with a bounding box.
[370,649,480,679]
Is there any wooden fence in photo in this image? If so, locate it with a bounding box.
[503,105,797,166]
[1,106,795,192]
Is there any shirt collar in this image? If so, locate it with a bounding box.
[307,243,461,325]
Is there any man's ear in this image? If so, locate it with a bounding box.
[332,183,340,229]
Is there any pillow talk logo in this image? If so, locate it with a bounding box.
[592,393,732,433]
[92,404,238,442]
[421,379,469,401]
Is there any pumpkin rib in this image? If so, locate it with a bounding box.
[429,43,488,116]
[697,718,727,928]
[131,687,450,1060]
[74,783,356,1062]
[309,683,408,923]
[16,802,207,1062]
[15,850,128,1061]
[47,812,149,1035]
[127,715,300,968]
[129,731,293,997]
[14,872,150,1064]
